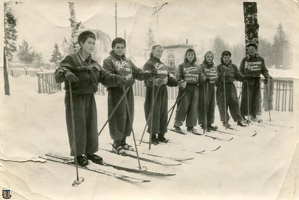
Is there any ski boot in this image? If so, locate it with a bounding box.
[207,124,218,131]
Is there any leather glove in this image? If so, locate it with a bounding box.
[65,71,79,82]
[263,78,268,84]
[179,80,187,89]
[143,70,152,80]
[125,78,135,88]
[116,75,127,85]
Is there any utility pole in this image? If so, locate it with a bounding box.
[115,2,117,38]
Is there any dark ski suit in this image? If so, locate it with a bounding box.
[198,61,218,126]
[143,56,178,136]
[174,61,205,128]
[103,52,150,142]
[55,50,122,156]
[216,62,244,122]
[239,54,270,117]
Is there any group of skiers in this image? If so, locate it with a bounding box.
[55,31,270,167]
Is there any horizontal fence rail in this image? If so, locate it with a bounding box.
[4,68,294,112]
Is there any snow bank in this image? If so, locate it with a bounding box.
[0,73,297,200]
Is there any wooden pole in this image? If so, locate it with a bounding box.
[3,49,10,95]
[115,3,117,38]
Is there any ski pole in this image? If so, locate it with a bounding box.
[223,70,227,130]
[265,81,272,122]
[121,86,142,170]
[247,80,250,125]
[203,83,207,134]
[149,78,156,150]
[69,81,84,187]
[98,87,130,136]
[168,92,186,113]
[139,84,161,145]
[215,92,223,107]
[167,90,185,127]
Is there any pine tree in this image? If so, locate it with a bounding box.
[146,28,155,48]
[17,40,35,67]
[272,23,290,68]
[49,43,63,66]
[4,2,18,61]
[258,38,272,67]
[212,36,229,64]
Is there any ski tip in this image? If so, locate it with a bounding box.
[251,132,258,137]
[212,145,221,151]
[195,150,206,154]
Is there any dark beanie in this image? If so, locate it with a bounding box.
[247,43,258,49]
[78,31,96,44]
[221,51,231,57]
[112,37,126,48]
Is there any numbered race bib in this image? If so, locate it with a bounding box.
[184,66,199,84]
[205,67,218,83]
[245,61,262,72]
[154,62,168,79]
[112,59,132,77]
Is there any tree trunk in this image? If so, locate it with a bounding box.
[243,2,262,115]
[3,48,10,95]
[243,2,259,55]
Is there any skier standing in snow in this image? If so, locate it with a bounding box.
[239,43,270,123]
[143,44,178,144]
[55,31,127,167]
[216,51,247,128]
[173,48,205,134]
[103,37,152,154]
[198,51,218,131]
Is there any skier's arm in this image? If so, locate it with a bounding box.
[102,58,122,87]
[198,66,206,84]
[131,61,151,81]
[260,58,270,79]
[167,72,178,87]
[143,62,155,87]
[99,67,126,86]
[176,64,184,82]
[239,58,246,77]
[55,55,73,83]
[234,64,244,82]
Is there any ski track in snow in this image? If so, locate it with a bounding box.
[0,74,297,200]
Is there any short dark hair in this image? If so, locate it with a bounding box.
[112,37,126,48]
[78,31,96,46]
[247,43,258,49]
[184,48,197,64]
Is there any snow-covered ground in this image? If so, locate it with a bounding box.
[0,74,298,200]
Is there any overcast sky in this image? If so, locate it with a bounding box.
[0,0,298,64]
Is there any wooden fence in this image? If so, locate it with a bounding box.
[37,72,61,94]
[132,78,293,112]
[4,68,293,111]
[8,68,39,78]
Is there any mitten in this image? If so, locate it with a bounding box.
[65,71,79,82]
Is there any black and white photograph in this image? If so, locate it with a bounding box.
[1,0,298,199]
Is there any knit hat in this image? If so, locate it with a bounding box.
[78,31,96,45]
